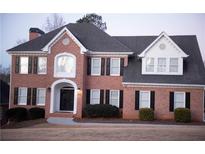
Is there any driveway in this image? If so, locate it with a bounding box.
[1,120,205,141]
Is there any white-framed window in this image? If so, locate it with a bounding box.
[157,58,166,72]
[91,58,101,75]
[174,92,185,109]
[54,53,76,78]
[20,57,28,74]
[139,91,150,108]
[36,88,46,106]
[170,58,178,73]
[110,58,120,76]
[145,58,154,72]
[18,87,27,105]
[38,57,47,74]
[110,90,119,107]
[90,89,100,104]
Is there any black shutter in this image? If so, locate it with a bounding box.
[86,89,90,104]
[169,92,174,112]
[120,90,123,108]
[100,90,104,104]
[150,91,155,110]
[185,92,190,109]
[15,56,20,73]
[120,58,124,76]
[135,91,139,110]
[28,57,33,74]
[27,88,31,105]
[33,56,38,74]
[14,87,18,105]
[87,57,91,75]
[101,58,105,75]
[105,90,110,104]
[106,58,110,75]
[32,88,37,105]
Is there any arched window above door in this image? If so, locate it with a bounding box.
[54,53,76,78]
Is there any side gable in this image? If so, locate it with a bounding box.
[138,32,189,58]
[42,27,87,54]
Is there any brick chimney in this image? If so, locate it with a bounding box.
[29,28,45,41]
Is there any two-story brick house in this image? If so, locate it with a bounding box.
[7,23,205,121]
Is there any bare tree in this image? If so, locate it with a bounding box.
[0,65,10,84]
[16,39,27,45]
[44,14,66,32]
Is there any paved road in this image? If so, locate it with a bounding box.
[1,122,205,141]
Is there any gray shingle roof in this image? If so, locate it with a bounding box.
[7,23,131,52]
[114,36,205,85]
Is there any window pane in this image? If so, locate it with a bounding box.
[110,90,119,107]
[38,57,47,74]
[37,89,46,105]
[146,58,154,72]
[20,57,28,74]
[170,58,178,73]
[91,58,101,75]
[18,88,27,105]
[140,91,150,108]
[110,59,120,75]
[57,56,74,73]
[174,92,185,109]
[157,58,166,72]
[91,90,100,104]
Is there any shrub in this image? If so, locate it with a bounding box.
[83,104,120,118]
[28,107,45,120]
[174,108,191,123]
[139,108,154,121]
[5,107,28,122]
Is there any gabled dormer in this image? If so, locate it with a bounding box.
[138,32,189,75]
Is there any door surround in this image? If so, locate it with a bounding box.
[50,79,77,114]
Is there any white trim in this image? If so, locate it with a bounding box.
[54,52,76,78]
[174,92,186,109]
[91,58,101,76]
[42,27,87,54]
[87,51,133,55]
[50,79,78,114]
[138,31,189,58]
[90,89,100,104]
[110,58,121,76]
[139,91,151,109]
[7,51,48,55]
[122,82,205,88]
[37,57,47,75]
[109,90,120,107]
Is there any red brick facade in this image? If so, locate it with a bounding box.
[10,32,205,122]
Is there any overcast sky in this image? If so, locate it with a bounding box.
[1,13,205,67]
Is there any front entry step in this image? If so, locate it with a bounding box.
[47,117,77,125]
[48,112,73,118]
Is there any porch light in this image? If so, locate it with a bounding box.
[47,87,51,92]
[77,88,82,95]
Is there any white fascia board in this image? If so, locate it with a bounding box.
[138,31,189,58]
[87,51,133,55]
[122,82,205,89]
[7,51,48,55]
[41,27,87,54]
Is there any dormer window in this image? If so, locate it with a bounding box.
[169,58,178,73]
[157,58,166,72]
[146,58,154,72]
